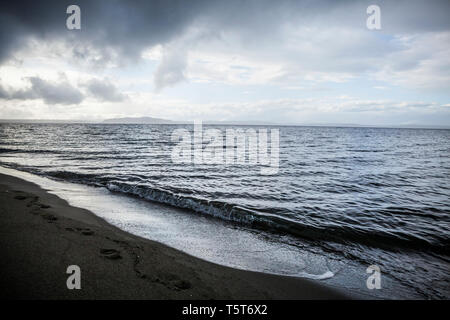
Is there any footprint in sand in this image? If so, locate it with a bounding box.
[12,190,32,200]
[81,229,94,236]
[30,202,50,209]
[74,227,94,236]
[173,279,192,290]
[41,213,57,222]
[11,191,49,209]
[11,192,41,209]
[100,248,122,260]
[155,273,192,290]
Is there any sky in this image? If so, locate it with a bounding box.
[0,0,449,126]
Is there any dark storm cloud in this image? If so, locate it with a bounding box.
[0,0,209,64]
[1,0,449,65]
[0,76,84,105]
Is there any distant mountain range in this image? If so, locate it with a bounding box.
[102,117,278,125]
[102,116,174,124]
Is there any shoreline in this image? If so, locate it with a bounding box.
[0,172,350,299]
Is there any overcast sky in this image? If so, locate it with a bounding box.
[0,0,449,125]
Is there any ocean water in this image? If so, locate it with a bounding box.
[0,123,449,299]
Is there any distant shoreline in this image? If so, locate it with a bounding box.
[0,119,449,129]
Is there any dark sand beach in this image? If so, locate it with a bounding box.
[0,173,348,299]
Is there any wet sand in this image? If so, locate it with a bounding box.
[0,173,349,299]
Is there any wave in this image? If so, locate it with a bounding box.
[110,180,449,254]
[0,147,65,154]
[296,271,334,280]
[2,163,449,255]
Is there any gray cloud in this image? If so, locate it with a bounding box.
[0,76,84,105]
[154,45,188,91]
[1,0,449,64]
[0,81,9,99]
[1,0,449,94]
[83,78,127,102]
[0,0,209,65]
[0,76,128,105]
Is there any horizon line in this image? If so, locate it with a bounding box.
[0,118,449,129]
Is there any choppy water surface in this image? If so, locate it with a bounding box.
[0,123,449,299]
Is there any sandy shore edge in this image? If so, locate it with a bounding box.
[0,172,350,299]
